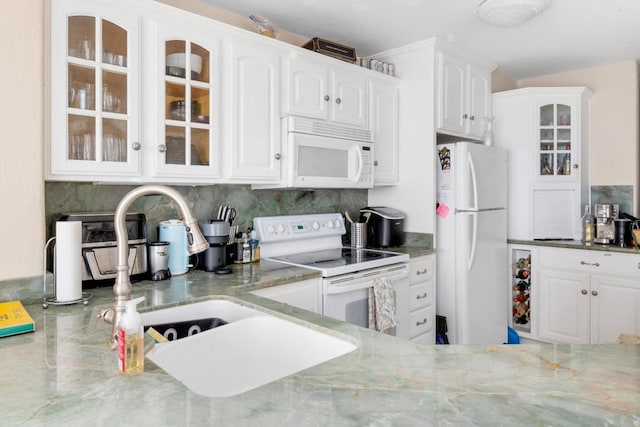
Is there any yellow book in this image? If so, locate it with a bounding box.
[0,300,35,338]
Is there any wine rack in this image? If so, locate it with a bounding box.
[511,249,531,333]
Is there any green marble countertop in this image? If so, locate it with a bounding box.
[509,239,640,255]
[2,259,639,426]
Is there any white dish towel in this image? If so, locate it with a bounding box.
[368,277,397,333]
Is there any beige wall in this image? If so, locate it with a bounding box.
[491,69,518,93]
[518,61,639,209]
[0,0,45,280]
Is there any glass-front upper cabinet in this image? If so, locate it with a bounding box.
[152,17,220,179]
[535,98,577,181]
[48,0,141,179]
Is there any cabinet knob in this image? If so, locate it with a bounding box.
[470,115,475,121]
[592,290,598,297]
[274,153,281,160]
[158,144,167,153]
[573,164,579,169]
[463,113,468,119]
[335,97,342,104]
[374,160,379,166]
[131,142,141,151]
[324,95,330,101]
[581,289,588,295]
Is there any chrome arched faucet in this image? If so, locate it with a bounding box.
[101,185,209,346]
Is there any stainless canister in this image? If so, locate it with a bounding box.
[351,223,367,249]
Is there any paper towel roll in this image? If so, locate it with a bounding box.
[55,221,83,302]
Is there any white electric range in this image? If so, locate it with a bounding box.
[253,213,410,337]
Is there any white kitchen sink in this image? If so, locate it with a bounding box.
[142,299,357,397]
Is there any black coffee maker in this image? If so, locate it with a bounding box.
[198,221,230,272]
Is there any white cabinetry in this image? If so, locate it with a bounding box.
[407,255,436,345]
[147,11,221,180]
[369,76,399,185]
[436,50,491,139]
[493,87,592,240]
[537,247,640,344]
[250,279,320,314]
[283,55,368,128]
[48,0,142,178]
[223,36,282,181]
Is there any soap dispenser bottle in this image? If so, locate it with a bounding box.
[117,296,145,375]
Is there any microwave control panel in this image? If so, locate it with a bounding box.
[360,145,373,184]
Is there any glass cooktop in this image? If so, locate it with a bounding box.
[268,247,407,277]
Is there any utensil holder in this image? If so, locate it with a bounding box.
[351,223,367,249]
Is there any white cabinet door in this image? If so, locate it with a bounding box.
[590,275,640,343]
[330,68,368,127]
[369,77,399,184]
[437,50,491,139]
[225,39,281,180]
[468,65,491,138]
[48,0,142,179]
[250,279,320,314]
[538,268,590,344]
[148,13,221,179]
[283,57,330,120]
[438,52,466,135]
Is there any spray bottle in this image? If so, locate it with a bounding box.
[117,296,145,375]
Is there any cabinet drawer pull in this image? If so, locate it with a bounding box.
[580,261,600,267]
[416,292,428,300]
[416,268,428,275]
[416,318,428,326]
[581,289,588,295]
[592,290,598,297]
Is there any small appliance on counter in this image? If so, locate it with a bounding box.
[147,242,171,281]
[199,220,230,273]
[594,203,618,244]
[359,207,405,248]
[158,220,191,275]
[51,212,148,288]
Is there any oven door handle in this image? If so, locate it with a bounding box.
[325,270,409,294]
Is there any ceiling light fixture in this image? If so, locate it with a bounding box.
[475,0,551,28]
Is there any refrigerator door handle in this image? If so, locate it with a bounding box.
[467,151,479,211]
[468,212,478,270]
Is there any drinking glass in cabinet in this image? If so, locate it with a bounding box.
[103,134,126,162]
[68,16,95,60]
[191,128,209,166]
[165,127,186,165]
[102,20,127,67]
[558,154,571,175]
[69,134,96,161]
[557,128,571,144]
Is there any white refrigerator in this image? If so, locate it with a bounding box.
[435,142,508,344]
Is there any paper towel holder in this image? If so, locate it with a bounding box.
[42,236,92,308]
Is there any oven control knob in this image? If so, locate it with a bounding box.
[267,225,275,234]
[276,224,285,233]
[327,221,334,229]
[333,218,342,228]
[312,221,320,230]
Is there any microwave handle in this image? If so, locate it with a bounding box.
[354,146,364,182]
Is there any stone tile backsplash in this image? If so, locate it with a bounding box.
[591,185,634,216]
[45,182,369,241]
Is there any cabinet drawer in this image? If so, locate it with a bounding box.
[410,256,434,284]
[410,281,434,311]
[410,305,434,337]
[539,247,640,278]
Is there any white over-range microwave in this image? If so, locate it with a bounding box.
[256,117,374,189]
